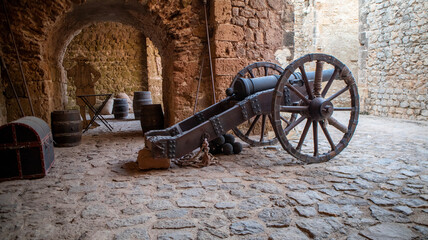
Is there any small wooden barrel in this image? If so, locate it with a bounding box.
[133,91,152,120]
[51,110,82,147]
[113,98,129,119]
[140,104,164,134]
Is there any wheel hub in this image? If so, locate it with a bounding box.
[309,97,334,121]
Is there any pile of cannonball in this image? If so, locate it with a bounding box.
[209,133,243,155]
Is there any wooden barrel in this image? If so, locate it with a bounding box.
[140,104,164,134]
[51,110,82,147]
[113,98,129,119]
[133,91,152,120]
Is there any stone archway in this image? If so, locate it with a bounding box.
[43,0,173,123]
[0,0,211,125]
[62,22,160,110]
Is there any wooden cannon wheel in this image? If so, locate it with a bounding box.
[231,62,284,146]
[272,54,359,163]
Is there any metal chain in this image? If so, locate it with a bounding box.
[172,138,217,168]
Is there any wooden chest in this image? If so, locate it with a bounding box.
[0,117,55,181]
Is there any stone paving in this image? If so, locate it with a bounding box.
[0,114,427,239]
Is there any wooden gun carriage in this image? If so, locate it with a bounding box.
[141,54,359,168]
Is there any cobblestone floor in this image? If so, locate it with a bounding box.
[0,114,427,240]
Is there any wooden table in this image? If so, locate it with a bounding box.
[77,94,113,132]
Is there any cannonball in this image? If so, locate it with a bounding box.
[222,143,234,155]
[209,145,222,155]
[233,142,243,154]
[212,135,225,146]
[223,133,235,144]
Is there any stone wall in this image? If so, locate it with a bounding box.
[276,0,359,107]
[359,0,427,120]
[63,22,147,109]
[283,0,359,72]
[0,0,291,125]
[213,0,292,100]
[147,38,163,105]
[0,0,205,125]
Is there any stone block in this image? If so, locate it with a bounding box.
[255,32,264,45]
[231,0,245,7]
[232,7,240,17]
[214,58,246,76]
[267,0,282,10]
[137,148,170,170]
[215,24,244,42]
[249,0,267,11]
[214,0,232,24]
[245,28,255,42]
[256,10,268,19]
[265,28,282,47]
[232,16,247,26]
[248,18,259,29]
[240,9,255,18]
[215,75,233,100]
[215,41,236,58]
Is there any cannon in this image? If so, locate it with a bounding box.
[140,53,359,169]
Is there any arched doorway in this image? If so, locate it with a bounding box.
[43,0,174,123]
[62,22,163,112]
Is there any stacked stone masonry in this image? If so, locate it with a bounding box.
[63,22,149,109]
[359,0,428,120]
[287,0,360,108]
[1,0,426,125]
[213,0,291,99]
[0,0,289,125]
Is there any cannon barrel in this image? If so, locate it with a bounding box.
[230,68,336,100]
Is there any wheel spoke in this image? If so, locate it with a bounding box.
[286,83,310,105]
[299,65,314,100]
[284,116,306,134]
[268,114,274,125]
[334,107,353,111]
[245,115,261,136]
[260,114,267,142]
[321,67,339,97]
[320,120,335,150]
[326,86,349,102]
[233,62,285,146]
[289,113,298,124]
[280,116,290,125]
[248,69,255,78]
[327,116,347,133]
[280,105,309,113]
[296,119,311,151]
[314,61,324,97]
[313,120,319,156]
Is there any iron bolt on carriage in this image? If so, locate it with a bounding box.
[140,53,359,169]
